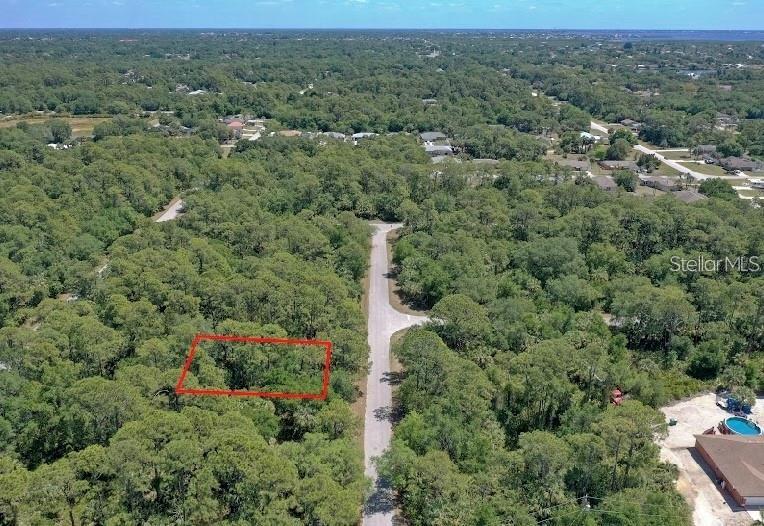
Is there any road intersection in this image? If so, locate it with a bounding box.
[362,223,428,526]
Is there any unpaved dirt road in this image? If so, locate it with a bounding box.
[363,223,428,526]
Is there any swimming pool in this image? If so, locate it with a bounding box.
[724,416,763,436]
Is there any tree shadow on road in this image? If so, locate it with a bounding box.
[364,476,395,517]
[381,371,405,385]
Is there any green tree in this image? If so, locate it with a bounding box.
[699,178,737,200]
[613,170,638,192]
[48,119,72,144]
[430,294,492,350]
[606,139,632,161]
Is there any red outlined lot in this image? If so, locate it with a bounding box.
[175,334,332,400]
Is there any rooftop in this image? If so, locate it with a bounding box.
[425,144,454,155]
[420,131,447,142]
[694,434,764,498]
[600,160,638,170]
[593,175,618,190]
[674,190,708,204]
[554,158,590,170]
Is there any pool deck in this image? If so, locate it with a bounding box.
[660,392,764,526]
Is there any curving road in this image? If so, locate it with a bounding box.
[363,223,428,526]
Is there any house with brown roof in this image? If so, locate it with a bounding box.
[694,434,764,507]
[226,120,244,138]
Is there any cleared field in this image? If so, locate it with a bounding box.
[677,162,727,176]
[659,150,694,160]
[0,116,110,137]
[655,162,682,177]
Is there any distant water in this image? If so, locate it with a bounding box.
[505,29,764,41]
[406,29,764,41]
[1,28,763,42]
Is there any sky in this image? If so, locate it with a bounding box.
[1,0,763,30]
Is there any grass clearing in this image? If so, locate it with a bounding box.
[655,162,682,177]
[676,162,727,177]
[0,115,111,137]
[738,189,764,198]
[659,150,693,160]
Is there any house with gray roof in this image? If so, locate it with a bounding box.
[420,131,447,142]
[673,190,708,204]
[599,160,639,171]
[640,175,681,192]
[593,176,618,192]
[425,144,454,157]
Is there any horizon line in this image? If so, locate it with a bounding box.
[2,27,764,32]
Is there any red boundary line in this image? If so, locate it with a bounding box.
[174,333,332,400]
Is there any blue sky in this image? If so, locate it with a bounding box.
[2,0,762,30]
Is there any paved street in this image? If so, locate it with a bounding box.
[591,121,753,184]
[590,121,610,134]
[363,223,428,526]
[633,143,711,180]
[155,197,184,222]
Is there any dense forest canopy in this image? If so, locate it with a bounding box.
[0,30,762,526]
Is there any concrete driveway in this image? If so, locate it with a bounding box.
[363,223,428,526]
[660,393,763,526]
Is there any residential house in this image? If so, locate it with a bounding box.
[720,157,759,173]
[226,120,244,138]
[673,190,708,204]
[419,131,448,142]
[715,112,739,130]
[351,132,377,145]
[425,144,454,157]
[278,130,302,138]
[321,132,347,141]
[598,160,639,172]
[694,434,764,507]
[593,176,618,192]
[619,118,642,132]
[640,175,681,192]
[554,159,590,172]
